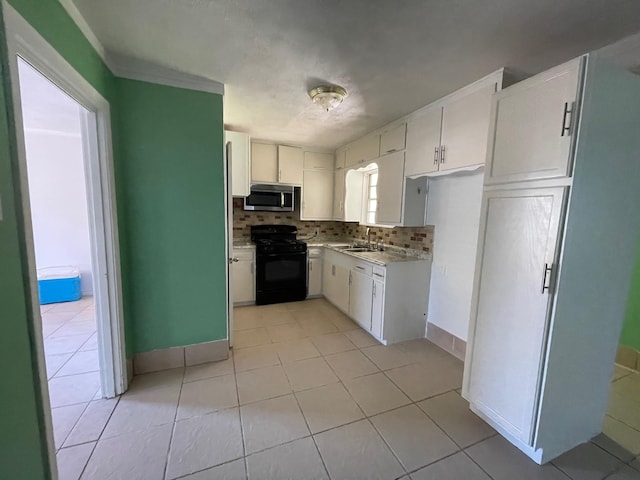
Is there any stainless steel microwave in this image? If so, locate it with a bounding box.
[244,184,295,212]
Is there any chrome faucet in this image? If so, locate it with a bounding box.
[366,227,371,249]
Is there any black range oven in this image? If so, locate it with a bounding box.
[251,225,308,305]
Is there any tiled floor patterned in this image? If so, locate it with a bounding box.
[41,297,640,479]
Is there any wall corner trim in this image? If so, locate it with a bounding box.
[107,52,225,95]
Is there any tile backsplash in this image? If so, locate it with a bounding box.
[233,198,434,252]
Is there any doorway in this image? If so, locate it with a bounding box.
[4,4,127,477]
[17,57,105,448]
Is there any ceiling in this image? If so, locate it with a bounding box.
[72,0,640,149]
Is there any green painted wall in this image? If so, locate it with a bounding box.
[621,244,640,351]
[0,16,50,479]
[115,78,226,353]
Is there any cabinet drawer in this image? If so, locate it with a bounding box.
[372,266,386,280]
[308,247,323,258]
[352,262,372,277]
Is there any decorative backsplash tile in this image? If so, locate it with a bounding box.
[342,223,434,252]
[233,198,434,252]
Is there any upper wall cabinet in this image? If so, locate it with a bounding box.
[251,143,304,185]
[301,170,334,220]
[439,84,496,172]
[404,84,497,177]
[225,130,251,197]
[278,145,304,185]
[405,106,442,177]
[380,123,406,155]
[304,151,334,171]
[251,142,278,183]
[345,134,380,167]
[376,151,406,225]
[485,59,581,185]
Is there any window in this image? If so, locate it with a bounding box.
[365,170,378,225]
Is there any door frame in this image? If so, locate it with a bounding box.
[225,139,234,347]
[3,1,127,471]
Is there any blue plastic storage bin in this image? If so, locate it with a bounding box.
[37,266,82,305]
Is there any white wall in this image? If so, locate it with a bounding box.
[426,170,484,340]
[19,60,93,295]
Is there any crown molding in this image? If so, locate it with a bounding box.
[58,0,107,62]
[57,0,225,95]
[106,51,225,95]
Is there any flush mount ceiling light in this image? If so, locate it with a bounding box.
[308,84,348,111]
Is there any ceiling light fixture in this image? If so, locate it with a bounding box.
[308,84,347,111]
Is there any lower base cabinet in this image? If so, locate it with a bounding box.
[349,267,373,330]
[322,248,430,344]
[231,248,255,305]
[308,249,323,297]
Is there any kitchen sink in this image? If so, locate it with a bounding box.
[337,246,378,252]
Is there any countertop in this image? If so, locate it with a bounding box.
[232,238,430,266]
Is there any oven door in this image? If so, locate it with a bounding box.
[255,251,308,305]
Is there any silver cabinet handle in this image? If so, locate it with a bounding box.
[309,260,312,271]
[440,145,446,163]
[355,265,366,271]
[433,146,439,165]
[279,169,282,182]
[373,282,376,297]
[541,263,553,293]
[332,265,336,276]
[280,192,284,207]
[250,262,253,273]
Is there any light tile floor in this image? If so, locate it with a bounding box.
[46,298,640,479]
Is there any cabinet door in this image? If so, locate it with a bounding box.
[349,269,373,330]
[225,131,251,197]
[302,170,334,220]
[334,263,351,313]
[308,257,322,297]
[322,260,335,304]
[251,143,278,183]
[346,135,380,167]
[380,123,406,155]
[439,84,495,171]
[486,58,582,184]
[278,145,304,184]
[376,151,405,225]
[232,258,254,304]
[304,152,334,170]
[468,187,566,444]
[405,106,442,176]
[371,278,384,338]
[333,169,346,220]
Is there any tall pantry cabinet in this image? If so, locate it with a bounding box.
[463,54,640,464]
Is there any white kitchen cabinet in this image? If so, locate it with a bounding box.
[304,151,334,170]
[302,170,334,220]
[464,55,640,464]
[439,84,495,172]
[225,130,251,197]
[376,151,405,225]
[231,248,255,305]
[468,187,565,445]
[251,143,278,183]
[405,106,442,177]
[346,134,380,167]
[308,248,323,298]
[322,248,430,345]
[349,265,373,330]
[278,145,303,185]
[380,123,406,155]
[322,251,350,314]
[486,59,581,185]
[333,168,345,220]
[371,274,385,338]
